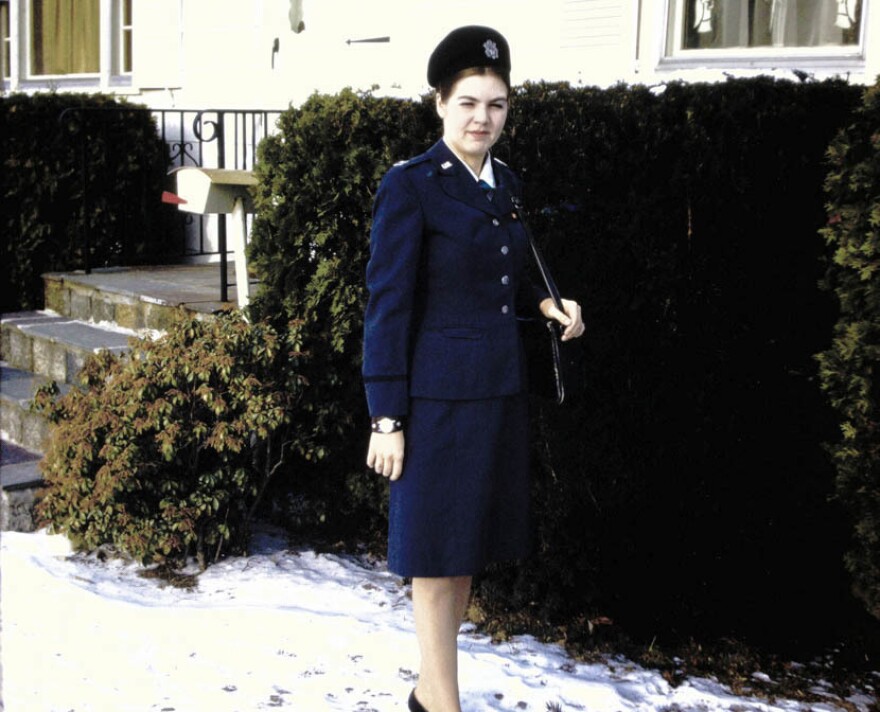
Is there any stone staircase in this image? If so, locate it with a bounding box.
[0,264,238,531]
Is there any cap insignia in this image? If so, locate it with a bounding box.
[483,39,499,60]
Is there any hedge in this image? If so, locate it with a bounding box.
[0,93,177,313]
[247,78,876,651]
[818,82,880,622]
[34,311,305,568]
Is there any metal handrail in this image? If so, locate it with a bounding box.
[59,106,283,301]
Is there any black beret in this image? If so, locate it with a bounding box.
[427,26,511,88]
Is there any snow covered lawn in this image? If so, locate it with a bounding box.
[1,529,874,711]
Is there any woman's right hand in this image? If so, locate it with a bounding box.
[367,432,405,481]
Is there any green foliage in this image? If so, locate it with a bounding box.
[817,80,880,620]
[33,311,305,569]
[248,89,435,538]
[248,79,873,647]
[0,93,176,313]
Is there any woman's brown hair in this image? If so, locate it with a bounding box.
[437,66,511,102]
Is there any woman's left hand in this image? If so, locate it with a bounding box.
[540,297,585,341]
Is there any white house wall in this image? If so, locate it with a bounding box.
[6,1,875,107]
[129,0,638,110]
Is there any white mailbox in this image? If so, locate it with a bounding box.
[164,167,258,309]
[171,167,257,214]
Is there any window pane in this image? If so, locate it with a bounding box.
[672,0,861,51]
[121,0,132,73]
[31,0,100,75]
[122,29,132,73]
[1,1,10,80]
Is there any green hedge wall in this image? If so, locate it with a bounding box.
[818,82,880,623]
[249,78,875,650]
[0,93,176,313]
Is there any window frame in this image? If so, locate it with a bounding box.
[1,1,10,81]
[658,0,869,73]
[116,0,132,75]
[6,0,132,90]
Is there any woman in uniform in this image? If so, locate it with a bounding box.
[363,26,585,712]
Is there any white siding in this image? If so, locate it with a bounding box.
[561,0,627,48]
[132,0,181,89]
[559,0,636,86]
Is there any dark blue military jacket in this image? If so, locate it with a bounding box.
[363,140,546,417]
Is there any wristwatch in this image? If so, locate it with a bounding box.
[371,416,403,434]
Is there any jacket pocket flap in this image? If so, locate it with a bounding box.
[441,327,484,340]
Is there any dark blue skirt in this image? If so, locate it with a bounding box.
[387,394,531,577]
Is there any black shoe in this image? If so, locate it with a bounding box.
[408,688,428,712]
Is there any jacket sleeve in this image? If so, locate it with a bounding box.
[362,167,424,417]
[517,275,550,319]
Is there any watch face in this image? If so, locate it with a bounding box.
[376,418,398,433]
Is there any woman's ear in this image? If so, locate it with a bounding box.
[435,93,447,120]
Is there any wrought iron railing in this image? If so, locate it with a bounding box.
[59,107,283,302]
[158,109,282,302]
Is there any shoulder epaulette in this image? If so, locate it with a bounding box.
[393,153,431,170]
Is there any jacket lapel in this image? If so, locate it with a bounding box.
[429,141,503,218]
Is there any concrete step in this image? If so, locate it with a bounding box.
[0,446,42,489]
[0,441,43,532]
[43,264,239,330]
[0,363,70,453]
[1,311,134,384]
[0,264,239,532]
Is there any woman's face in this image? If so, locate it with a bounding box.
[436,72,509,173]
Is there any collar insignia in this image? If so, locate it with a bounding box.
[441,161,453,170]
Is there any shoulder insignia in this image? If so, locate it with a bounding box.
[393,153,431,170]
[396,154,431,171]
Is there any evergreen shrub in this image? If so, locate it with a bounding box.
[248,78,873,648]
[34,312,305,569]
[248,89,436,541]
[0,93,175,313]
[817,81,880,621]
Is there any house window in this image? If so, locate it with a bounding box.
[117,0,132,74]
[1,1,10,80]
[30,0,100,75]
[25,0,131,79]
[667,0,862,54]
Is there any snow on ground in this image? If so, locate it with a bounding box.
[0,529,874,712]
